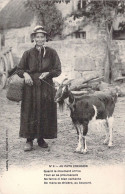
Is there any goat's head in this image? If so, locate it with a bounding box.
[54,78,72,109]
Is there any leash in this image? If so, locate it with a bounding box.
[41,79,55,89]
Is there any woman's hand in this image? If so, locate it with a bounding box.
[23,72,33,86]
[39,72,49,80]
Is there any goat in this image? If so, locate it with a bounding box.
[55,79,118,154]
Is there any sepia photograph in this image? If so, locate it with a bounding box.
[0,0,125,194]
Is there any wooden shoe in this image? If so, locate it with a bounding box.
[38,139,48,148]
[24,142,33,151]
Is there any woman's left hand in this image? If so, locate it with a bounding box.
[39,72,49,80]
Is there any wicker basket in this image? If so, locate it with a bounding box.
[6,74,24,102]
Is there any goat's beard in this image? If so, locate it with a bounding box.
[58,99,65,112]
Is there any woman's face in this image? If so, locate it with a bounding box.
[34,32,46,47]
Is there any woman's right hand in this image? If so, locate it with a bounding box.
[23,72,33,86]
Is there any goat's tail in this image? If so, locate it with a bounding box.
[110,86,120,103]
[111,90,118,104]
[113,93,118,104]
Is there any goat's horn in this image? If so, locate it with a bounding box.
[60,78,68,86]
[65,79,74,86]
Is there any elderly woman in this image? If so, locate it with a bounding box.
[16,26,61,151]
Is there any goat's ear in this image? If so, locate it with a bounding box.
[54,81,60,87]
[65,82,71,89]
[67,82,71,87]
[62,79,73,88]
[62,83,68,88]
[66,79,73,87]
[65,84,70,90]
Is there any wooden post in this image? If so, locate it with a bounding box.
[5,53,11,71]
[0,54,8,89]
[80,0,83,9]
[0,34,1,50]
[104,46,111,83]
[8,49,14,69]
[3,54,9,73]
[0,47,15,89]
[0,55,4,75]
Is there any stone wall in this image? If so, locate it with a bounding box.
[46,39,107,81]
[10,38,107,82]
[4,26,33,53]
[3,26,125,83]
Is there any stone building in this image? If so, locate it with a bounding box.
[0,0,35,52]
[0,0,125,82]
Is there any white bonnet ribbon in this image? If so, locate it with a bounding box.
[43,46,46,58]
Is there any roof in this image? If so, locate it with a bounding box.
[0,0,10,11]
[0,0,34,30]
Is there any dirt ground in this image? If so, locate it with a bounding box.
[0,89,125,175]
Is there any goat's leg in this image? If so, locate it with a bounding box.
[80,123,88,153]
[75,124,88,154]
[73,123,79,135]
[81,124,88,153]
[107,117,114,147]
[75,125,83,153]
[103,120,109,145]
[81,136,87,153]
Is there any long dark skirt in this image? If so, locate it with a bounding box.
[19,78,57,139]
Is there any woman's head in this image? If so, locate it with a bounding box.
[34,32,46,47]
[30,25,47,46]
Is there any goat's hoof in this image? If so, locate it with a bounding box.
[75,147,82,153]
[81,149,87,154]
[74,150,82,154]
[75,148,83,154]
[75,150,82,154]
[108,143,113,148]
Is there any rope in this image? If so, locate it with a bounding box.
[41,79,55,89]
